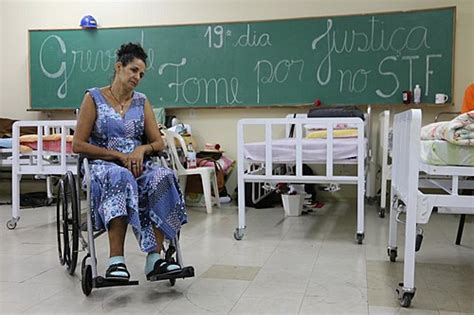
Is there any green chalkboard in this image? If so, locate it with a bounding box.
[29,7,455,109]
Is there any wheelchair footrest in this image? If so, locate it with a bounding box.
[148,266,195,282]
[94,276,139,288]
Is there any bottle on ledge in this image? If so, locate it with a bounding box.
[187,142,197,169]
[413,84,422,104]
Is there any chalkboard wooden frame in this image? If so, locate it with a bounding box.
[28,6,455,110]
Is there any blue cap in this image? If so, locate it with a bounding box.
[80,15,97,29]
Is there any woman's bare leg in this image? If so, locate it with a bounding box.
[105,216,130,279]
[145,226,180,277]
[108,216,128,257]
[152,226,165,254]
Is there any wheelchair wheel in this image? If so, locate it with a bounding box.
[82,263,93,296]
[56,171,80,275]
[80,255,93,296]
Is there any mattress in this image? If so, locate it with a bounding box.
[420,140,474,166]
[244,138,365,163]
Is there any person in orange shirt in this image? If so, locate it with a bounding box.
[461,83,474,113]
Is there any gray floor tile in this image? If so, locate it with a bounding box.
[201,264,261,281]
[0,198,472,314]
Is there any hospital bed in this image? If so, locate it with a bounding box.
[6,120,77,229]
[235,115,366,243]
[387,109,474,307]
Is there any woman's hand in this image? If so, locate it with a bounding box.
[127,146,146,177]
[116,152,129,168]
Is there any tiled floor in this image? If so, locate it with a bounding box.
[0,197,472,314]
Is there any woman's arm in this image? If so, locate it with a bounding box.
[72,92,127,164]
[126,98,165,177]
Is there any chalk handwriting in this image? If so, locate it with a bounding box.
[205,25,224,48]
[401,55,419,92]
[35,15,448,105]
[254,59,304,103]
[234,24,272,48]
[158,58,242,105]
[376,56,399,98]
[338,68,371,93]
[310,17,438,97]
[425,54,442,96]
[38,31,155,99]
[39,35,73,99]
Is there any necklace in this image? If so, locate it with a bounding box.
[109,86,131,115]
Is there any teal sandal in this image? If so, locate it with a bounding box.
[146,259,181,280]
[105,263,130,282]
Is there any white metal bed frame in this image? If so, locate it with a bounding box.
[387,109,474,307]
[235,116,366,243]
[376,110,392,218]
[7,120,77,229]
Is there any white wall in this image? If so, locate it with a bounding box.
[1,0,473,193]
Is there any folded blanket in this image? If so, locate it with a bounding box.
[196,155,235,175]
[304,122,360,130]
[420,111,474,146]
[306,129,358,139]
[0,138,42,153]
[19,134,74,153]
[19,134,74,142]
[22,141,73,153]
[20,145,33,153]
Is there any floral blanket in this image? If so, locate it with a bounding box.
[421,111,474,146]
[196,154,235,175]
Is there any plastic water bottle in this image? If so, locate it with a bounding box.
[187,143,197,169]
[413,84,421,104]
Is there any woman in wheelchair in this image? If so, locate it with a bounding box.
[73,43,187,282]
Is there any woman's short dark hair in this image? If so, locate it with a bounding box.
[116,43,147,66]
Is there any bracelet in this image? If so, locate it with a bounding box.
[149,143,155,153]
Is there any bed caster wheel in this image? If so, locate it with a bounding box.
[400,293,413,308]
[388,248,397,262]
[234,228,244,241]
[356,233,364,244]
[6,219,17,230]
[378,207,385,218]
[81,264,93,296]
[396,282,415,308]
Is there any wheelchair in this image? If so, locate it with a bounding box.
[56,156,194,296]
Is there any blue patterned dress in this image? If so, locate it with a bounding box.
[85,87,187,253]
